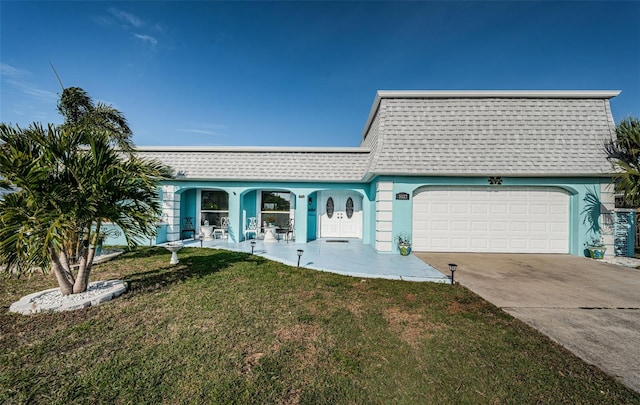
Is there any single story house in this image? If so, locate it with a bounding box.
[136,90,623,256]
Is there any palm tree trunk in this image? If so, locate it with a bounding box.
[73,247,96,293]
[73,221,99,294]
[50,250,74,295]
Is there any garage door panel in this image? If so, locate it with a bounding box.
[431,238,450,249]
[412,186,569,254]
[471,204,489,214]
[451,221,469,231]
[470,239,489,249]
[490,239,509,249]
[491,221,508,231]
[470,221,488,232]
[451,238,469,249]
[510,239,528,249]
[530,204,549,214]
[550,204,567,214]
[450,204,468,214]
[432,203,449,214]
[432,221,449,231]
[491,204,508,214]
[510,204,528,215]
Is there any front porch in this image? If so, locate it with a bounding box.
[180,238,449,282]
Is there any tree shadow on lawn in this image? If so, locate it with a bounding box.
[122,247,267,295]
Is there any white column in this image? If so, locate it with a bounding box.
[600,183,615,256]
[162,185,181,242]
[375,181,394,252]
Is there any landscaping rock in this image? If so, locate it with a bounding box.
[9,280,127,315]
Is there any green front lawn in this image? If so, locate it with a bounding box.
[1,247,637,404]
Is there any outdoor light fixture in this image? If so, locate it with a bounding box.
[250,241,256,255]
[297,249,304,267]
[448,263,457,285]
[197,232,204,247]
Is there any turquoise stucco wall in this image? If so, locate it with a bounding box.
[180,188,197,237]
[97,222,168,246]
[307,192,318,241]
[164,176,607,257]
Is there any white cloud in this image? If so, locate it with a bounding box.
[178,129,219,136]
[178,126,229,137]
[134,34,158,47]
[7,79,58,101]
[0,63,30,78]
[0,64,58,102]
[108,7,145,28]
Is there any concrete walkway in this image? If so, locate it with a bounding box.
[417,252,640,393]
[181,238,449,282]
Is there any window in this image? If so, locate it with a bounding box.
[346,197,354,219]
[261,191,291,227]
[326,197,334,219]
[201,190,229,226]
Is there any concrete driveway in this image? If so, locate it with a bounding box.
[415,253,640,393]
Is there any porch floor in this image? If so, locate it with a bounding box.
[180,238,449,282]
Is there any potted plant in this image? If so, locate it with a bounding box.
[396,233,412,256]
[586,237,607,259]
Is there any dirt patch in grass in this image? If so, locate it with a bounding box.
[344,299,364,318]
[271,322,326,377]
[243,351,267,373]
[274,323,321,344]
[444,291,498,316]
[383,306,443,348]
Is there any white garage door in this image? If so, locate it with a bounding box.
[412,187,569,253]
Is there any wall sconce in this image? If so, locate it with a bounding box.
[448,263,457,285]
[297,249,304,267]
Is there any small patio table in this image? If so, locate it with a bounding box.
[264,225,277,242]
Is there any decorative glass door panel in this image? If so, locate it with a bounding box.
[319,191,362,238]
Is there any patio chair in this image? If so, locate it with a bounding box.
[181,217,195,240]
[276,219,294,243]
[244,217,259,240]
[213,216,229,240]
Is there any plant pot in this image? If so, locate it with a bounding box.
[588,246,606,259]
[399,244,412,256]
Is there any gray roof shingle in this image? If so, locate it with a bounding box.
[362,91,619,177]
[136,147,371,182]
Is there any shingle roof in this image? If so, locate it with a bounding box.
[136,147,371,182]
[136,90,620,182]
[362,91,619,177]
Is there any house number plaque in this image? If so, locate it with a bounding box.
[396,192,410,200]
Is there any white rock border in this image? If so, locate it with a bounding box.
[9,279,127,315]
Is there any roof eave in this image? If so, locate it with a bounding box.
[368,172,615,178]
[136,146,371,153]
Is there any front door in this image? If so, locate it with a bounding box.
[319,191,362,238]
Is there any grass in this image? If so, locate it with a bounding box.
[1,247,638,404]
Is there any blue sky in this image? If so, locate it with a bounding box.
[1,1,639,147]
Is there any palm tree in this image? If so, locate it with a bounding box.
[605,117,640,207]
[58,86,134,151]
[0,88,171,294]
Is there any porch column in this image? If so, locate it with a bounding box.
[375,181,394,252]
[227,189,241,243]
[293,192,308,243]
[162,185,181,242]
